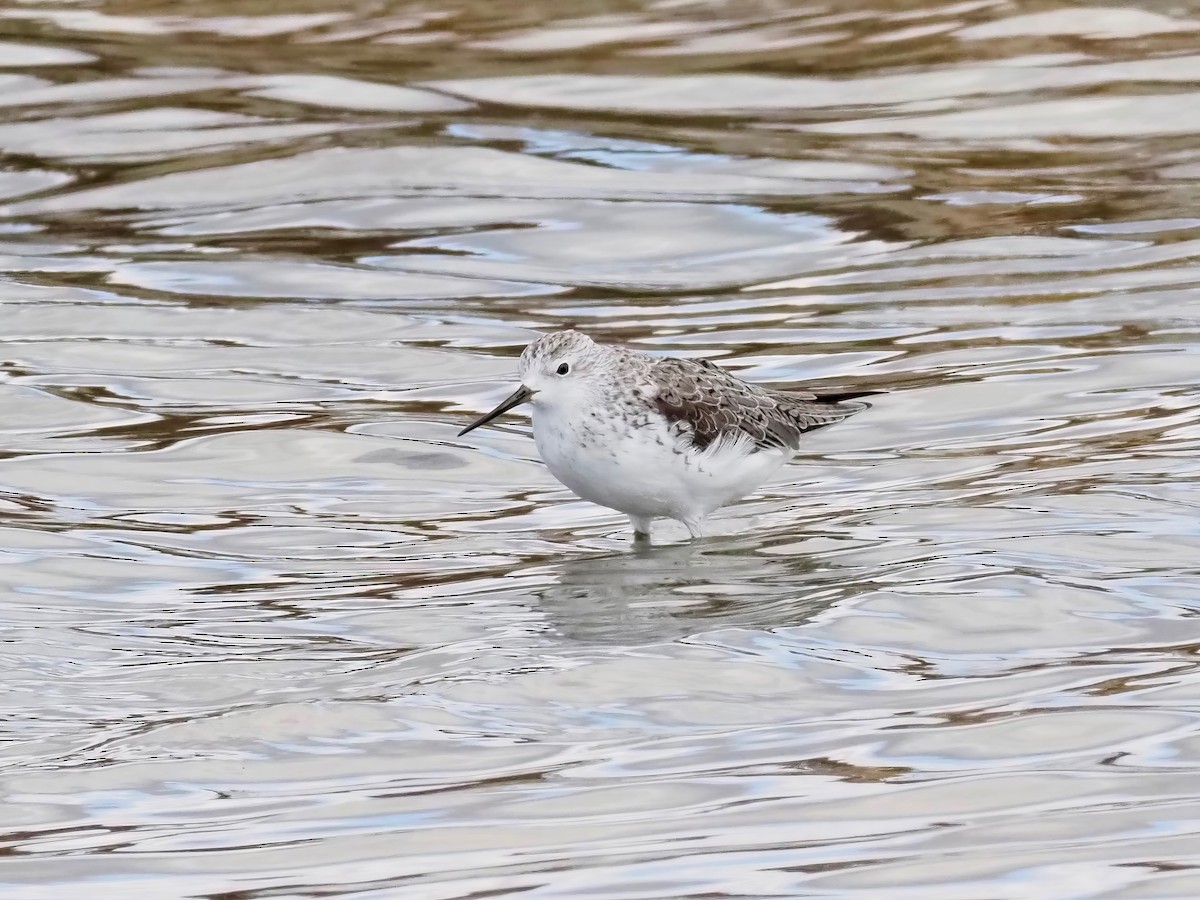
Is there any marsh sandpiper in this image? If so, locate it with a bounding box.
[459,331,874,541]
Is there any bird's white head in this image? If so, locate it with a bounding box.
[458,330,616,436]
[518,330,615,409]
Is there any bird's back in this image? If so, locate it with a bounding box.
[648,355,872,453]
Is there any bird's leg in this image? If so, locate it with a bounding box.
[629,515,652,543]
[683,517,705,540]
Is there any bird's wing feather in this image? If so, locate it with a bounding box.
[649,357,867,452]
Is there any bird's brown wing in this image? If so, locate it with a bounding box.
[650,356,869,452]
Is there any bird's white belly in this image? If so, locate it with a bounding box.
[533,411,788,520]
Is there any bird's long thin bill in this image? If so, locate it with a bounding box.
[458,385,533,436]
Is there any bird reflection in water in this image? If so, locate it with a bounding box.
[526,536,849,645]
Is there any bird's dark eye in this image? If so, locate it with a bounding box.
[556,362,570,375]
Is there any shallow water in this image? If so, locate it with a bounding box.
[3,1,1200,897]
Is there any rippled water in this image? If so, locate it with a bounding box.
[3,1,1200,897]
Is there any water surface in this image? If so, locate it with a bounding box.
[2,1,1200,897]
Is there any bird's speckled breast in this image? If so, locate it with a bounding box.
[531,391,788,521]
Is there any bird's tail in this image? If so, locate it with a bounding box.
[814,389,885,405]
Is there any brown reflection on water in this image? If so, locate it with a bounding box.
[2,0,1200,897]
